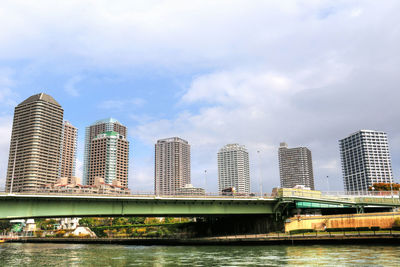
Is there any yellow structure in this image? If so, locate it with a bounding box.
[285,212,400,232]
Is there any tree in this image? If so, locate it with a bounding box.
[0,220,11,231]
[128,217,146,225]
[369,182,400,191]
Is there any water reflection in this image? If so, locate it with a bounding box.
[0,243,400,266]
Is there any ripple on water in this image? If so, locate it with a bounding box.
[1,244,400,266]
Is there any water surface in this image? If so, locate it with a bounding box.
[1,243,399,266]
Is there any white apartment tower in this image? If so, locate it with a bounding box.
[278,143,315,190]
[155,137,191,195]
[218,144,250,193]
[340,130,393,192]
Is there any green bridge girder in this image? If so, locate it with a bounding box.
[0,194,277,219]
[1,193,399,219]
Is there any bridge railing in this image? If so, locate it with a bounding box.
[277,188,400,203]
[0,190,275,199]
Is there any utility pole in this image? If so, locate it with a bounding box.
[9,139,18,194]
[204,170,207,194]
[326,176,330,193]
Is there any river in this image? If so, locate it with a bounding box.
[1,243,400,266]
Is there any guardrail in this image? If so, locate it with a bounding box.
[0,191,274,199]
[1,189,399,203]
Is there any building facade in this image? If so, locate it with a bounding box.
[60,121,78,183]
[278,142,315,190]
[340,130,393,192]
[154,137,191,195]
[83,118,128,185]
[87,131,129,187]
[217,144,250,194]
[39,176,130,195]
[6,93,64,192]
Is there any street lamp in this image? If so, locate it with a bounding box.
[326,176,330,193]
[204,170,207,194]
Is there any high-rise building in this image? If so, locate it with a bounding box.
[154,137,191,195]
[340,130,393,192]
[83,118,127,185]
[60,121,78,183]
[217,144,250,193]
[278,142,314,190]
[83,118,128,186]
[6,93,64,192]
[87,131,129,187]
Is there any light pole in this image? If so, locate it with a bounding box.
[326,176,330,193]
[204,170,207,194]
[390,178,394,198]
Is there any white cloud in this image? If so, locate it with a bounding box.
[99,98,146,110]
[1,0,397,72]
[64,75,82,97]
[1,0,400,193]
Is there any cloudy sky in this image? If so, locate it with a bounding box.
[0,0,399,193]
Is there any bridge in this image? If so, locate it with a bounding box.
[1,189,399,220]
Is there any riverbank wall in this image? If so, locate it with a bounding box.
[7,233,400,246]
[285,212,400,232]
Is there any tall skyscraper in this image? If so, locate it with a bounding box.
[60,121,78,183]
[83,118,128,186]
[155,137,191,195]
[217,144,250,193]
[340,130,393,192]
[6,93,64,192]
[87,131,129,187]
[278,143,314,190]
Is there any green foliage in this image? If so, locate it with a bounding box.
[113,217,128,226]
[0,220,11,230]
[36,219,57,230]
[289,229,316,235]
[326,228,356,232]
[393,218,400,227]
[79,218,96,227]
[128,217,146,225]
[164,217,174,223]
[355,227,370,231]
[89,221,193,238]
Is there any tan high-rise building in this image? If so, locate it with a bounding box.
[60,121,78,183]
[6,93,64,192]
[278,142,315,190]
[83,118,127,185]
[87,131,129,187]
[155,137,191,195]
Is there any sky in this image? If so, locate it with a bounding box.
[0,0,400,193]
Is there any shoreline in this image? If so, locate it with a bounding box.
[6,234,400,246]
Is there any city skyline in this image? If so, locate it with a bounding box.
[1,92,398,194]
[1,1,400,193]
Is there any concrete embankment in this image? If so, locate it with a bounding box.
[8,234,400,246]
